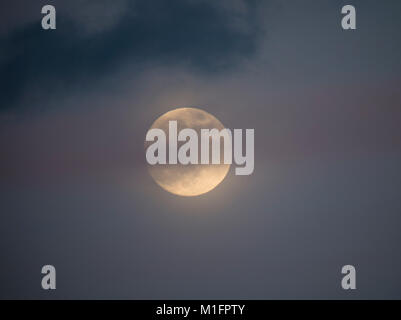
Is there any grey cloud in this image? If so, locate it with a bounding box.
[62,0,131,36]
[0,0,130,36]
[0,0,267,113]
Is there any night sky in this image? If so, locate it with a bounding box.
[1,0,401,299]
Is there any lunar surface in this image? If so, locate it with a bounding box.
[145,107,230,196]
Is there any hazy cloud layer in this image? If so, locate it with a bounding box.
[1,0,401,299]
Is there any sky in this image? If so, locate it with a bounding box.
[0,0,401,299]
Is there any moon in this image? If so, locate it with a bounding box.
[145,107,230,197]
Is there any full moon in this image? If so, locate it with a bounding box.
[145,107,230,197]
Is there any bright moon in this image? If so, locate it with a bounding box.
[145,107,230,197]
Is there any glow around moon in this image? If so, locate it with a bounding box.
[145,107,230,197]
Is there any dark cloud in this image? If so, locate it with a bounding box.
[0,0,265,112]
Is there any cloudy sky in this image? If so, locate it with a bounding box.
[1,0,401,299]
